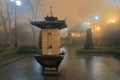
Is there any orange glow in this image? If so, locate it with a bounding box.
[107,14,118,24]
[41,0,119,28]
[71,32,80,37]
[76,33,80,37]
[95,26,101,31]
[109,18,116,23]
[71,33,75,37]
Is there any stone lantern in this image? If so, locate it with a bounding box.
[30,7,67,74]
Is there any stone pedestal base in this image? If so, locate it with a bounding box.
[42,67,62,74]
[34,55,63,74]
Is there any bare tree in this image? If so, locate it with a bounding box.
[26,0,41,47]
[0,0,13,48]
[5,1,12,47]
[0,10,10,47]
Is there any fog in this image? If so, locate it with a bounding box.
[42,0,120,28]
[1,0,120,28]
[0,0,120,48]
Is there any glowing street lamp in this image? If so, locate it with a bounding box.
[16,0,21,6]
[94,16,99,20]
[83,15,101,31]
[83,22,87,25]
[10,0,14,1]
[10,0,21,6]
[10,0,21,48]
[83,21,90,26]
[83,15,100,26]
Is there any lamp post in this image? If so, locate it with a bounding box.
[10,0,21,48]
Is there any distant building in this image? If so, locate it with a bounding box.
[68,24,86,46]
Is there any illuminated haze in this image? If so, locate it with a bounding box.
[40,0,120,29]
[0,0,120,29]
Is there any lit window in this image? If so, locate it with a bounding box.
[71,33,75,37]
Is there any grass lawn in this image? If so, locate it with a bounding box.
[0,49,18,58]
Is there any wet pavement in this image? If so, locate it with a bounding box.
[0,47,120,80]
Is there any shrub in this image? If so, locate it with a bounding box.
[76,48,116,54]
[0,49,17,58]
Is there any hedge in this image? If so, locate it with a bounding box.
[0,49,18,58]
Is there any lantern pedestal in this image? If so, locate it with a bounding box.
[34,55,64,74]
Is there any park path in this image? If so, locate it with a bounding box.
[62,46,120,80]
[0,46,120,80]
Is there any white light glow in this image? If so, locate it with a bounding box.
[84,22,87,25]
[94,16,99,20]
[10,0,14,1]
[95,26,101,31]
[16,0,21,6]
[83,22,90,26]
[87,22,90,25]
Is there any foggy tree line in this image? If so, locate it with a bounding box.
[0,0,42,49]
[1,0,120,49]
[101,23,120,47]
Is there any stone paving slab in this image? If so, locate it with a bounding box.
[0,47,120,80]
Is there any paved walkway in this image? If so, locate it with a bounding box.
[0,47,120,80]
[63,46,120,80]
